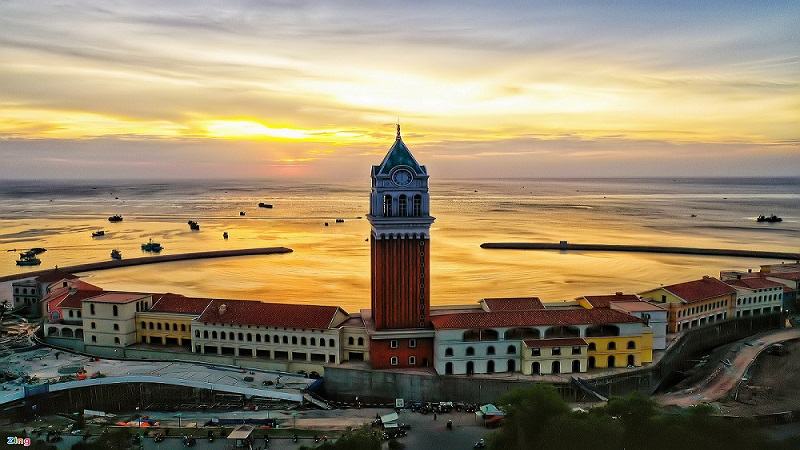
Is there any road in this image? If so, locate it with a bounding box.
[655,327,800,407]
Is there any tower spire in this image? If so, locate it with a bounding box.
[396,119,401,140]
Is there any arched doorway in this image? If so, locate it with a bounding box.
[487,360,495,373]
[531,362,540,375]
[627,355,635,367]
[588,356,595,369]
[507,360,515,372]
[608,355,616,368]
[445,362,453,375]
[572,360,581,373]
[551,361,561,374]
[466,361,474,375]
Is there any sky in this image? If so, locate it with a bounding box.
[0,0,798,180]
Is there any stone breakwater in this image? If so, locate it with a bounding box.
[0,247,293,282]
[480,242,800,260]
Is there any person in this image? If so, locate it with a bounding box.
[447,419,453,430]
[433,412,437,421]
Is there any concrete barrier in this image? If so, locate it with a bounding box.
[0,247,293,282]
[480,242,800,260]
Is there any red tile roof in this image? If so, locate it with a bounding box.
[430,308,641,329]
[581,293,640,308]
[482,297,544,311]
[35,270,79,283]
[725,278,785,290]
[150,294,213,315]
[86,292,149,304]
[47,280,104,309]
[197,299,347,329]
[766,271,800,281]
[662,277,736,303]
[524,338,587,348]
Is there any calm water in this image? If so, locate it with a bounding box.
[0,178,798,311]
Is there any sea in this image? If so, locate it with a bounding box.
[0,178,798,311]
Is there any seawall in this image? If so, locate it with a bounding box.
[481,242,800,260]
[0,247,293,282]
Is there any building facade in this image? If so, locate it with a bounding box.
[639,276,736,333]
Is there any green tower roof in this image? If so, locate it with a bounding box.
[374,124,426,176]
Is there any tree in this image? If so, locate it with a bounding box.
[302,427,382,450]
[488,384,569,450]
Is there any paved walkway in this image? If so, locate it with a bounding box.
[655,327,800,407]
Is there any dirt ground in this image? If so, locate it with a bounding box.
[718,339,800,416]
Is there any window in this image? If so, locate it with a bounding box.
[301,337,307,345]
[390,340,399,349]
[399,195,408,216]
[408,339,417,348]
[532,348,541,357]
[256,334,262,342]
[172,323,178,331]
[348,337,354,345]
[409,356,416,365]
[69,310,74,318]
[90,304,95,315]
[607,342,616,350]
[292,336,298,345]
[413,195,422,216]
[181,324,186,332]
[552,347,561,356]
[466,346,475,356]
[247,333,253,342]
[212,331,217,339]
[572,346,582,355]
[588,343,596,351]
[320,338,326,347]
[357,337,364,346]
[627,341,636,349]
[310,337,315,345]
[77,310,82,318]
[113,324,119,331]
[383,195,393,217]
[283,335,289,344]
[487,346,496,355]
[661,295,667,302]
[445,347,454,357]
[229,332,234,340]
[112,305,118,316]
[114,337,120,344]
[157,323,162,330]
[220,332,226,340]
[90,322,96,329]
[140,321,145,329]
[195,330,200,338]
[91,335,97,343]
[329,339,335,347]
[390,356,399,366]
[507,345,516,355]
[239,333,245,341]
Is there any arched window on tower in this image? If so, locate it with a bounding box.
[413,195,422,216]
[383,195,393,217]
[398,195,408,216]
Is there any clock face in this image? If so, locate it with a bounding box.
[391,169,413,186]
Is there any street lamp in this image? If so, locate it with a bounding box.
[175,412,182,429]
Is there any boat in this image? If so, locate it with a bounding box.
[756,214,782,223]
[110,249,122,260]
[108,215,123,222]
[92,230,105,237]
[141,239,163,252]
[335,218,345,223]
[223,232,229,239]
[258,202,273,209]
[29,248,47,255]
[188,220,200,231]
[16,256,41,266]
[19,250,36,259]
[239,211,246,216]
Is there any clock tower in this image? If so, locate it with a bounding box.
[366,125,435,368]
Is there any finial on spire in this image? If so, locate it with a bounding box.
[396,119,401,140]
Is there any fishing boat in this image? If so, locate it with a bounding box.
[16,257,41,266]
[141,239,163,253]
[239,211,246,216]
[335,218,345,223]
[108,215,123,222]
[29,247,47,255]
[188,220,200,231]
[223,232,229,239]
[756,214,782,223]
[92,230,105,237]
[110,249,122,260]
[258,202,273,209]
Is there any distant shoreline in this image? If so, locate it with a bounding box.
[481,242,800,261]
[0,247,293,282]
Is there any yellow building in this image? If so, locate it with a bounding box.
[639,276,736,333]
[585,331,653,369]
[135,294,212,349]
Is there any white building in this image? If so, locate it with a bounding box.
[725,278,784,317]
